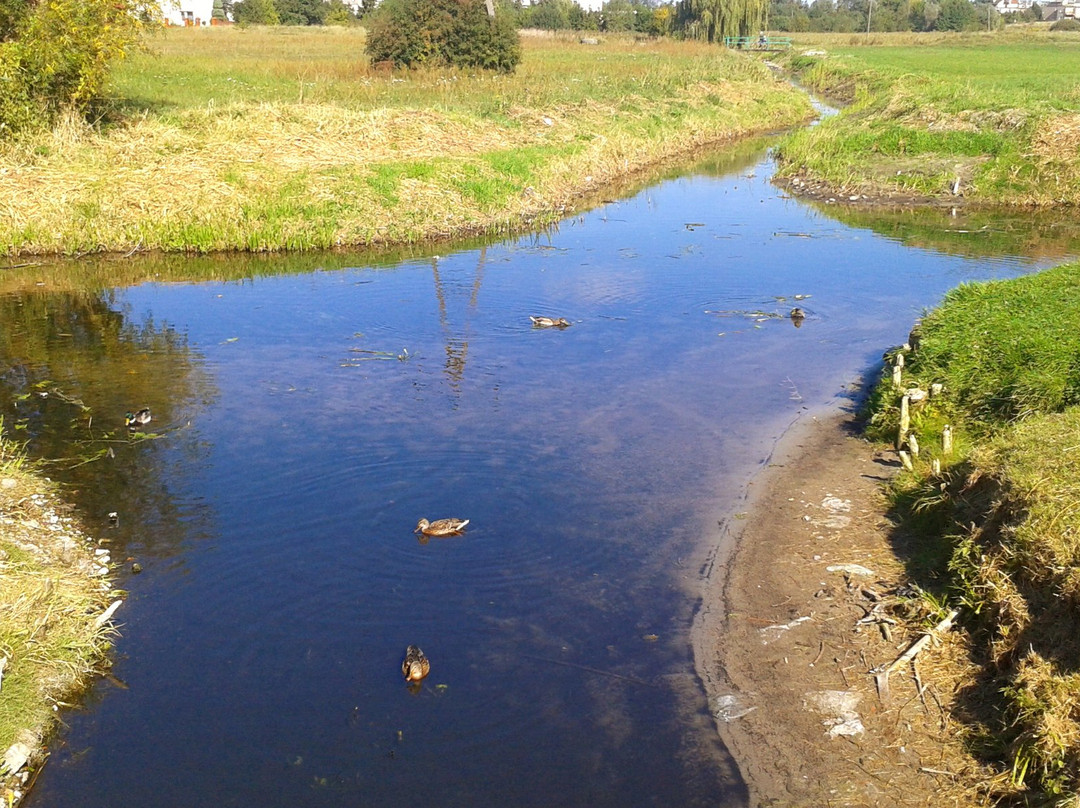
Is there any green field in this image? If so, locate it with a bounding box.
[0,27,811,256]
[775,32,1080,205]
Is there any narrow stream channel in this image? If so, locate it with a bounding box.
[5,137,1079,808]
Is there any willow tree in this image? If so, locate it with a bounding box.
[675,0,767,41]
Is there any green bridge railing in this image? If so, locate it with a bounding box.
[722,36,793,51]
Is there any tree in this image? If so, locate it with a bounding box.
[530,0,573,29]
[675,0,768,41]
[0,0,156,135]
[274,0,328,24]
[935,0,976,29]
[366,0,521,71]
[234,0,281,24]
[601,0,637,30]
[325,0,359,24]
[212,0,227,20]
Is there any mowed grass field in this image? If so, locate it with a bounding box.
[774,31,1080,205]
[0,27,812,256]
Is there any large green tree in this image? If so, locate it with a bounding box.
[935,0,976,28]
[366,0,521,71]
[273,0,328,24]
[675,0,767,41]
[233,0,281,24]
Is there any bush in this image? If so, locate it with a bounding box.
[0,0,152,136]
[1050,17,1080,30]
[365,0,521,72]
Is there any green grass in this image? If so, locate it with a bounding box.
[0,27,812,256]
[774,32,1080,205]
[864,259,1080,805]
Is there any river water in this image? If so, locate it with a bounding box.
[6,139,1078,808]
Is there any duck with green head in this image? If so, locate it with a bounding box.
[125,408,151,428]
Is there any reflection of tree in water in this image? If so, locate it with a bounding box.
[0,289,217,561]
[430,248,487,394]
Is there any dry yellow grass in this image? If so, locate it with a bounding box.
[0,29,812,255]
[1,437,120,805]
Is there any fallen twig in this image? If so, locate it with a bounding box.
[872,608,960,700]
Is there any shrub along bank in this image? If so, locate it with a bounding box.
[772,32,1080,207]
[866,262,1080,805]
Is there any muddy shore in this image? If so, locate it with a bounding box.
[695,408,993,807]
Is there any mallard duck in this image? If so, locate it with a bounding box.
[789,307,806,327]
[414,518,469,536]
[402,645,431,683]
[530,316,571,328]
[125,408,151,428]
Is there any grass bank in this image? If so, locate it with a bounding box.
[865,261,1080,805]
[0,27,811,257]
[772,30,1080,206]
[0,434,121,805]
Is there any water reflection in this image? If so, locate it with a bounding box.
[6,145,1080,808]
[0,289,216,562]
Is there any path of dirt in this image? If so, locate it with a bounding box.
[695,410,995,807]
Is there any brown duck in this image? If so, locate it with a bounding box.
[402,645,431,683]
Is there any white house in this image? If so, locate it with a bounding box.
[161,0,217,25]
[993,0,1033,11]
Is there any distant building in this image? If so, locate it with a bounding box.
[1040,0,1080,18]
[161,0,217,25]
[993,0,1033,11]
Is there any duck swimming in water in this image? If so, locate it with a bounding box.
[402,645,431,683]
[530,316,571,328]
[125,408,151,428]
[414,518,470,536]
[789,308,806,327]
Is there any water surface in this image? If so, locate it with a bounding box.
[6,142,1078,808]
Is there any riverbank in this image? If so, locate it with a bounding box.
[772,31,1080,208]
[701,259,1080,805]
[696,409,993,807]
[0,438,121,807]
[0,28,812,257]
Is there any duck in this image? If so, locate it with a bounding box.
[789,307,806,327]
[530,316,571,328]
[125,408,152,428]
[402,645,431,683]
[414,518,470,536]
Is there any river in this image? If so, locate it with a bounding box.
[5,137,1078,808]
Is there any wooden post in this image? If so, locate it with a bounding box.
[899,450,913,471]
[898,394,910,449]
[908,432,919,457]
[892,363,903,390]
[943,424,953,456]
[931,458,941,476]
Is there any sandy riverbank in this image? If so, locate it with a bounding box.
[694,409,994,807]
